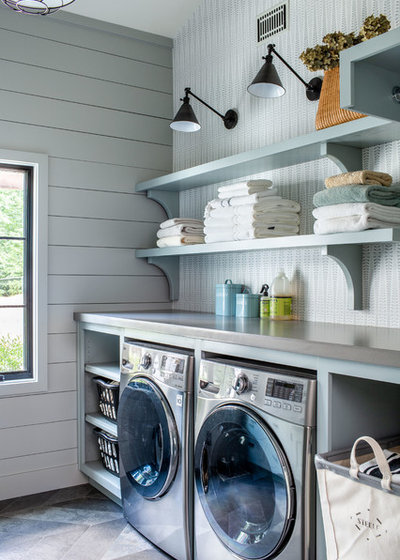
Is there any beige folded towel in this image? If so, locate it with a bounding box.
[325,170,392,188]
[156,235,204,248]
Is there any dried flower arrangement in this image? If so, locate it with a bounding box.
[300,14,391,72]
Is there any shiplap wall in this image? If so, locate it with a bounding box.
[173,0,400,327]
[0,8,172,500]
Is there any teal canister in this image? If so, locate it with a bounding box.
[215,279,244,316]
[235,291,260,318]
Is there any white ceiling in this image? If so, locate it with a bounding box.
[63,0,202,38]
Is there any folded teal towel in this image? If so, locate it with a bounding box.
[313,185,400,208]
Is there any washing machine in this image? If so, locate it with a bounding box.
[194,357,317,560]
[117,340,194,560]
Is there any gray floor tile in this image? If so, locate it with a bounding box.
[0,516,82,537]
[101,524,153,560]
[55,496,122,514]
[44,484,94,506]
[0,485,175,560]
[62,517,128,560]
[20,524,88,560]
[13,503,123,526]
[0,489,58,516]
[113,549,171,560]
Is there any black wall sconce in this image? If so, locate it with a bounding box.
[248,43,322,101]
[170,88,239,132]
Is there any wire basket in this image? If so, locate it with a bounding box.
[92,377,119,421]
[315,67,366,130]
[94,428,119,476]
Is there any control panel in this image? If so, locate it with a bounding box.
[121,341,191,391]
[199,359,316,427]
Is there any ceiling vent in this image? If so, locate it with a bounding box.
[257,2,289,43]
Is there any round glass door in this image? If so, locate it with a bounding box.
[194,404,295,559]
[118,376,179,499]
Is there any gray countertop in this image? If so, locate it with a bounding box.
[74,311,400,368]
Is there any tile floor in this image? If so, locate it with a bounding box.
[0,484,170,560]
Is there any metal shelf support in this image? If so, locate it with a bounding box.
[148,256,180,300]
[147,190,179,219]
[321,142,363,173]
[321,244,363,310]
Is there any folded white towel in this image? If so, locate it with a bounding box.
[359,449,400,483]
[204,214,300,228]
[159,218,203,229]
[205,224,299,243]
[313,202,400,221]
[218,181,274,199]
[218,179,273,195]
[156,235,204,248]
[217,190,279,204]
[207,199,301,219]
[313,215,400,235]
[157,223,204,238]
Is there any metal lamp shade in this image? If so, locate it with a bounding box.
[248,61,286,98]
[170,100,201,132]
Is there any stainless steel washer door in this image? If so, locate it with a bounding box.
[194,404,295,559]
[118,376,179,500]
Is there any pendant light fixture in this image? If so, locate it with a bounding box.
[170,88,238,132]
[1,0,76,15]
[248,43,322,101]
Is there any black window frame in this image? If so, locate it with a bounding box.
[0,164,33,382]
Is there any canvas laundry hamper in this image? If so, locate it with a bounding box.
[316,435,400,560]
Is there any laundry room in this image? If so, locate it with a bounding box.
[1,0,400,559]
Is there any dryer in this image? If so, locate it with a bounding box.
[118,340,194,560]
[194,357,316,560]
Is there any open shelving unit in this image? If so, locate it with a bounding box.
[77,326,122,504]
[136,116,400,218]
[137,229,400,310]
[341,26,400,122]
[136,116,400,310]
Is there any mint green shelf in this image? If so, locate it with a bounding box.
[136,116,400,217]
[137,229,400,310]
[341,27,400,122]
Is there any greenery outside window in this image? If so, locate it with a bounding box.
[0,150,48,396]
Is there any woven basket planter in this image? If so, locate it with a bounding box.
[315,66,366,130]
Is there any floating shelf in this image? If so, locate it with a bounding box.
[137,229,400,310]
[341,27,400,122]
[85,412,118,437]
[85,362,120,382]
[136,116,400,217]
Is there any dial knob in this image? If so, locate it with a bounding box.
[140,353,152,370]
[232,373,249,395]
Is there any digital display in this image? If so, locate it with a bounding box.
[265,378,303,402]
[161,355,184,374]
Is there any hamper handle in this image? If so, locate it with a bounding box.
[349,435,392,490]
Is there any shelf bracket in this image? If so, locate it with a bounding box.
[148,256,179,301]
[321,142,363,173]
[147,190,179,219]
[321,244,362,310]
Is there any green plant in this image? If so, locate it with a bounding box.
[0,334,24,372]
[300,14,390,71]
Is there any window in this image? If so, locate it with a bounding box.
[0,150,48,396]
[0,166,33,380]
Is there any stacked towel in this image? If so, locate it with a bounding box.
[156,218,204,248]
[218,179,273,199]
[325,170,392,188]
[204,183,300,243]
[313,176,400,234]
[313,203,400,234]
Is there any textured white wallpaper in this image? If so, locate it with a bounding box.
[172,0,400,327]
